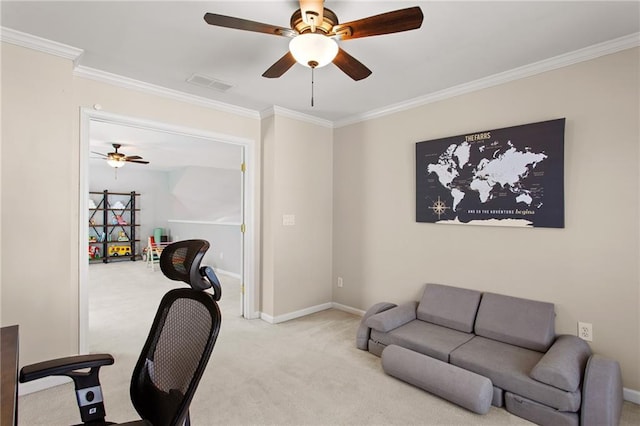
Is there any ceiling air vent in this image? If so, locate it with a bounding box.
[186,73,233,92]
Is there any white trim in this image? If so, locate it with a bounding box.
[623,387,640,404]
[167,219,242,226]
[264,106,334,128]
[334,32,640,128]
[259,312,275,324]
[73,66,261,120]
[78,108,91,355]
[0,26,84,66]
[5,26,638,129]
[331,302,365,317]
[259,301,364,324]
[260,302,334,324]
[85,109,253,146]
[19,376,71,396]
[79,108,259,353]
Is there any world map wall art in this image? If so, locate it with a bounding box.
[416,118,565,228]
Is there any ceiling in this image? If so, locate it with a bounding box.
[2,1,639,124]
[89,120,243,171]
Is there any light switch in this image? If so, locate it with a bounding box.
[282,214,296,226]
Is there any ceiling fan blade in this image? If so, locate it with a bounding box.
[126,159,149,164]
[124,155,143,160]
[91,151,108,158]
[333,48,372,81]
[332,6,424,40]
[204,13,297,37]
[262,51,297,78]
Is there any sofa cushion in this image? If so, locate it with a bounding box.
[365,301,417,333]
[450,336,581,412]
[370,320,474,362]
[474,292,555,352]
[416,283,482,333]
[530,335,592,392]
[382,345,493,415]
[505,392,579,426]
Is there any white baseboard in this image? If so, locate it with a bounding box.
[259,301,365,324]
[19,376,71,396]
[259,312,275,323]
[624,387,640,404]
[331,302,365,316]
[261,302,334,324]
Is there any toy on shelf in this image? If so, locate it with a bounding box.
[109,245,132,257]
[111,215,127,225]
[89,235,97,243]
[88,245,101,260]
[117,231,129,241]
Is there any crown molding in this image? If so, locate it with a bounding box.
[0,26,260,119]
[334,32,640,128]
[4,25,638,128]
[262,106,334,128]
[0,26,84,65]
[74,66,261,120]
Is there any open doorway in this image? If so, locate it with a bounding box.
[78,108,257,354]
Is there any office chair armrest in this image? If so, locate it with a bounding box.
[20,354,114,424]
[20,353,114,383]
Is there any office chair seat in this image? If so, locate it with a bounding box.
[20,239,222,426]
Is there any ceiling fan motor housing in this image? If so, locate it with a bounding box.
[291,8,338,35]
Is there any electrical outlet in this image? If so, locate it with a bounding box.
[337,277,343,288]
[578,322,593,342]
[219,252,224,260]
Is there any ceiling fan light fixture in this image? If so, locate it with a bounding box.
[107,159,126,168]
[289,33,338,68]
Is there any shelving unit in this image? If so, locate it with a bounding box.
[89,190,141,263]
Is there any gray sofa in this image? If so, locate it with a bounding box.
[356,283,623,426]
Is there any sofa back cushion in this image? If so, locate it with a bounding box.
[474,292,555,352]
[417,284,482,333]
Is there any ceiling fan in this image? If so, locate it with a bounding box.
[92,144,149,168]
[204,0,424,81]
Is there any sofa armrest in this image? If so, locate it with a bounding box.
[530,335,591,392]
[365,301,418,333]
[580,354,623,426]
[356,302,397,350]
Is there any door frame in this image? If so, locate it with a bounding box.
[78,108,258,353]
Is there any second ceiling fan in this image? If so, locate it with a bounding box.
[204,0,424,81]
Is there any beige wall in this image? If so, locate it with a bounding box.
[333,48,640,390]
[0,43,262,366]
[262,114,333,317]
[1,44,78,360]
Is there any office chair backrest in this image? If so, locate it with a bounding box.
[160,239,222,299]
[130,240,222,426]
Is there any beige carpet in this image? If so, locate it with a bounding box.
[18,261,640,425]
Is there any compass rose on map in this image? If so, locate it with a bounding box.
[429,196,450,219]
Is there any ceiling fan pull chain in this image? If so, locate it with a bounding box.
[311,66,315,107]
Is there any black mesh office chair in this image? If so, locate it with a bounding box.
[20,239,223,426]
